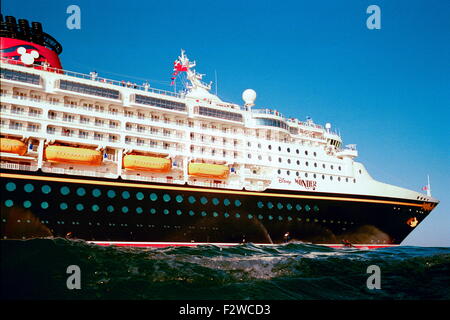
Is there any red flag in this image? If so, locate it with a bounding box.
[422,186,428,191]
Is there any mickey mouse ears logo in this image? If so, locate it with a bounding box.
[17,47,39,65]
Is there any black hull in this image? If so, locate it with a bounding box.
[0,169,436,245]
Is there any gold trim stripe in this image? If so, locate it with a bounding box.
[0,173,423,207]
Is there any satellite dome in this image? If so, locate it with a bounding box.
[242,89,257,105]
[325,123,331,129]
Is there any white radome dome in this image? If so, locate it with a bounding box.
[242,89,257,105]
[325,123,332,129]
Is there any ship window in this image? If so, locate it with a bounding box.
[278,157,282,163]
[198,106,243,122]
[213,212,219,218]
[60,202,68,210]
[163,209,169,215]
[176,210,182,216]
[277,203,283,210]
[296,149,299,154]
[107,190,116,198]
[175,195,183,203]
[224,199,230,206]
[277,169,281,174]
[150,208,156,214]
[305,205,311,212]
[296,172,299,177]
[257,201,264,208]
[255,118,288,130]
[258,214,263,220]
[1,69,40,85]
[235,213,240,218]
[163,194,171,202]
[313,152,317,157]
[92,205,100,212]
[287,170,290,175]
[5,182,16,192]
[60,80,120,99]
[305,173,308,177]
[23,200,32,208]
[212,198,220,206]
[189,210,195,216]
[267,202,274,209]
[77,187,86,197]
[150,193,158,201]
[76,204,84,211]
[60,186,71,195]
[107,205,115,213]
[305,162,309,166]
[4,199,13,207]
[286,203,293,210]
[305,151,308,155]
[296,204,302,211]
[287,148,290,153]
[136,192,144,200]
[188,196,196,204]
[235,200,242,207]
[297,160,300,165]
[135,94,186,112]
[41,201,49,209]
[338,166,341,171]
[287,159,291,164]
[200,197,208,205]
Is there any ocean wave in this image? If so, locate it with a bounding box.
[1,238,449,300]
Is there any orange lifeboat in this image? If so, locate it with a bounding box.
[188,163,229,179]
[0,138,27,155]
[45,146,102,166]
[123,155,171,173]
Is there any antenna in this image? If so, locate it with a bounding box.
[214,70,218,95]
[427,174,431,197]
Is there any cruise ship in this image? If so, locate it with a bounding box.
[0,15,439,248]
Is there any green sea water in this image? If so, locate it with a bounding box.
[1,239,449,300]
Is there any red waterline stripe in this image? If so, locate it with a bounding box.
[89,241,398,249]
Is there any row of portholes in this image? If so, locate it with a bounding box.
[4,182,244,207]
[4,199,323,222]
[276,170,356,183]
[5,215,354,226]
[257,201,319,212]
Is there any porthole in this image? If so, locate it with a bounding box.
[278,157,282,163]
[201,211,207,216]
[122,191,130,199]
[278,216,283,221]
[107,205,115,213]
[76,187,86,197]
[224,199,230,206]
[6,182,16,192]
[4,199,13,207]
[92,188,102,197]
[224,213,230,218]
[257,201,264,208]
[107,190,116,198]
[267,202,274,209]
[60,186,70,195]
[150,193,158,201]
[189,210,195,216]
[41,201,49,209]
[330,176,333,181]
[322,175,325,179]
[322,164,325,169]
[331,165,334,170]
[200,196,208,204]
[305,151,308,156]
[296,172,300,177]
[92,204,100,212]
[163,209,169,215]
[286,203,293,210]
[212,198,220,206]
[213,212,219,217]
[176,195,184,203]
[305,173,308,177]
[338,177,341,181]
[296,160,300,165]
[247,214,253,219]
[258,214,263,220]
[76,203,84,211]
[287,171,290,176]
[287,148,290,153]
[188,196,196,204]
[278,146,281,151]
[235,213,240,218]
[150,208,156,214]
[313,205,319,212]
[305,205,311,212]
[24,184,34,193]
[295,204,302,211]
[235,199,242,207]
[287,159,291,164]
[268,215,273,220]
[41,185,52,194]
[163,194,171,202]
[136,207,143,214]
[176,210,182,216]
[296,149,299,154]
[277,203,283,210]
[277,169,281,174]
[305,162,309,166]
[313,152,317,157]
[338,166,341,171]
[23,200,32,208]
[60,202,68,210]
[313,174,316,179]
[136,192,144,200]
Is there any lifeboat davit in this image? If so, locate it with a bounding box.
[45,146,102,166]
[0,138,27,155]
[123,155,171,173]
[188,163,229,179]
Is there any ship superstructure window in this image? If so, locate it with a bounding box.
[255,118,288,130]
[60,80,120,99]
[135,94,186,112]
[198,106,243,122]
[1,69,40,85]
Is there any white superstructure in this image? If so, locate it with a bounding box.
[0,51,436,204]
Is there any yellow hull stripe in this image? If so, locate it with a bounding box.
[0,172,423,207]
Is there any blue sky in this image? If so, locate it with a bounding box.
[2,0,449,246]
